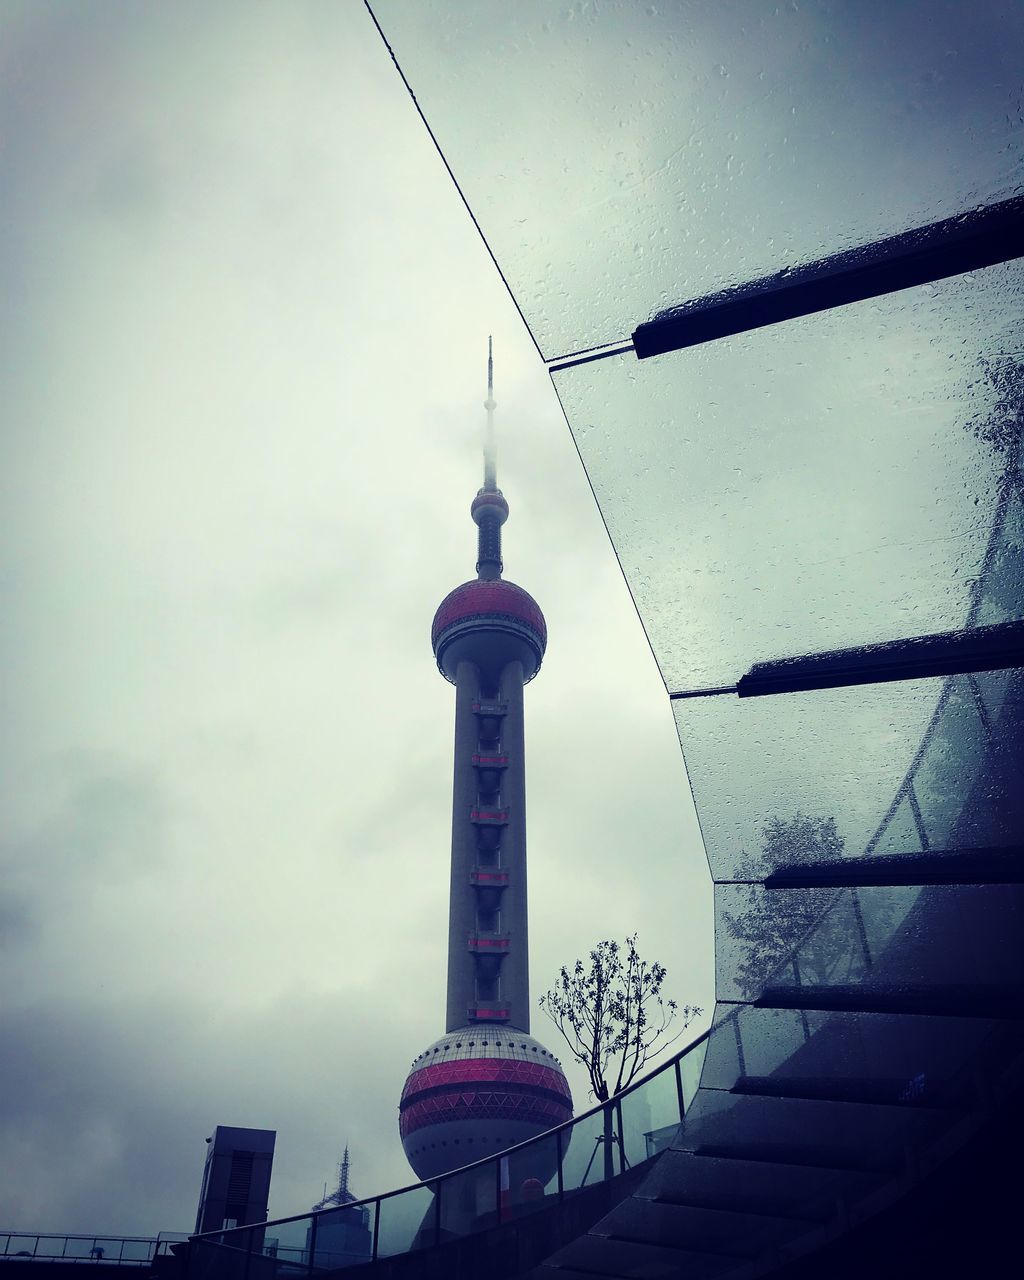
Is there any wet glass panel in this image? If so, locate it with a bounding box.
[188,1239,247,1280]
[717,883,1024,1002]
[35,1238,66,1259]
[675,676,997,882]
[975,484,1024,626]
[554,262,1020,692]
[559,1106,619,1194]
[120,1240,156,1262]
[964,671,1024,849]
[6,1238,38,1258]
[869,792,925,858]
[678,1087,945,1173]
[912,677,992,850]
[642,1146,880,1225]
[716,884,872,1002]
[705,1005,1015,1108]
[860,884,1024,991]
[680,1035,709,1112]
[551,1232,733,1278]
[974,668,1015,726]
[375,1184,437,1256]
[212,1229,247,1264]
[619,1060,681,1169]
[503,1132,560,1221]
[714,883,836,1003]
[437,1159,498,1240]
[374,2,1024,359]
[63,1239,97,1259]
[705,1006,812,1091]
[598,1195,805,1262]
[920,673,1024,851]
[310,1204,375,1270]
[260,1217,311,1276]
[704,1011,744,1090]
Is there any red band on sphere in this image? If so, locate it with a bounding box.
[400,1091,572,1139]
[431,580,547,649]
[401,1058,571,1105]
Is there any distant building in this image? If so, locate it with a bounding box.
[312,1144,356,1212]
[306,1145,372,1269]
[194,1127,275,1235]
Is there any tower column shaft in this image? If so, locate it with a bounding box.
[446,660,482,1032]
[498,659,530,1033]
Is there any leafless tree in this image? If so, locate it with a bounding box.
[539,933,700,1103]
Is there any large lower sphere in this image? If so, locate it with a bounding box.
[400,1026,573,1181]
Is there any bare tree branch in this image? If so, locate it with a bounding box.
[539,934,701,1102]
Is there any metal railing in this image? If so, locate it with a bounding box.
[187,1025,710,1274]
[0,1234,176,1265]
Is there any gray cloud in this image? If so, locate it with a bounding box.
[0,2,713,1238]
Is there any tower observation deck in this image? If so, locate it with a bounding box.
[399,342,572,1184]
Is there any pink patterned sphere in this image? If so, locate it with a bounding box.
[400,1026,573,1181]
[431,579,547,683]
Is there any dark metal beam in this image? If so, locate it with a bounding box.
[649,1194,821,1225]
[633,195,1024,359]
[691,1143,901,1176]
[598,1232,752,1261]
[543,1267,633,1278]
[725,1077,956,1109]
[669,621,1024,701]
[735,621,1024,697]
[753,985,1024,1019]
[758,848,1024,889]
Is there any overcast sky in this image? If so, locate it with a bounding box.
[0,2,713,1235]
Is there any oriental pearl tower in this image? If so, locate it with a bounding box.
[399,342,573,1184]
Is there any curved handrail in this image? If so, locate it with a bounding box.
[191,1021,713,1244]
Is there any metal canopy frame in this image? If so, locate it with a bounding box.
[669,620,1024,700]
[631,196,1024,359]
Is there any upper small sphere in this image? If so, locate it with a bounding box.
[471,489,509,526]
[432,579,547,683]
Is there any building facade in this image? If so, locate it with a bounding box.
[194,1127,275,1236]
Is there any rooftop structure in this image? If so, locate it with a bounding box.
[312,1144,356,1211]
[194,1127,275,1237]
[307,1146,371,1270]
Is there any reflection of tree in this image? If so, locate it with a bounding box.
[967,356,1024,464]
[965,356,1024,625]
[724,813,867,1000]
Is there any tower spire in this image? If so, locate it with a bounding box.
[484,335,497,491]
[472,336,509,581]
[312,1141,357,1210]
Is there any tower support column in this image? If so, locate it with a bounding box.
[446,659,482,1032]
[498,659,530,1032]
